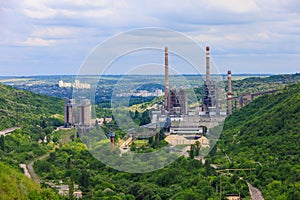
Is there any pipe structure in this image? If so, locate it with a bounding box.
[206,46,210,83]
[164,47,170,111]
[227,70,232,115]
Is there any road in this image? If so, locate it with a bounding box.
[247,182,264,200]
[0,127,20,136]
[19,164,31,178]
[25,130,72,183]
[27,153,50,183]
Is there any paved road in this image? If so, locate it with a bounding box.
[27,154,50,183]
[247,182,264,200]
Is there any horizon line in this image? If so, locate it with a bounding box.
[0,73,286,78]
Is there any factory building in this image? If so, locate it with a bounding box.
[77,99,92,126]
[169,88,188,116]
[163,46,188,116]
[155,46,225,120]
[150,46,227,145]
[64,99,92,128]
[64,99,76,128]
[201,46,221,116]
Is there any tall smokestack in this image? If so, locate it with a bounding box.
[227,70,232,115]
[164,47,170,111]
[206,46,210,83]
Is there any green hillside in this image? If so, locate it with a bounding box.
[0,84,66,199]
[0,83,64,139]
[230,73,300,95]
[1,80,300,199]
[0,162,61,199]
[0,83,65,165]
[210,83,300,199]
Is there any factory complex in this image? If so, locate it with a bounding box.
[63,46,235,150]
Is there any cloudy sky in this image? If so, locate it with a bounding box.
[0,0,300,75]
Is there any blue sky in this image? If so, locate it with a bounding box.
[0,0,300,75]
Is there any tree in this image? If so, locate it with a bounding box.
[66,157,71,170]
[134,110,140,119]
[68,177,75,200]
[40,117,47,129]
[140,110,151,125]
[80,169,89,191]
[0,135,4,151]
[189,144,195,159]
[194,141,201,156]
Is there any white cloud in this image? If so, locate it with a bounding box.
[58,9,114,19]
[56,0,110,7]
[24,8,56,19]
[256,32,270,40]
[1,0,300,75]
[23,0,122,20]
[19,37,56,46]
[32,26,74,38]
[208,0,260,13]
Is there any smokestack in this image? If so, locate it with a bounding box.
[109,131,115,151]
[206,46,210,83]
[227,70,232,115]
[164,47,170,111]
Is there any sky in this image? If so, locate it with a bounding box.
[0,0,300,76]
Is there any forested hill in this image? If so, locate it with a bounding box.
[230,73,300,95]
[243,73,300,83]
[210,83,300,199]
[0,83,64,132]
[0,84,65,199]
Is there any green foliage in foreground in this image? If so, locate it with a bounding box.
[0,162,62,200]
[209,83,300,199]
[34,139,221,200]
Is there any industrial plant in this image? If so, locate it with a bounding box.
[151,46,229,148]
[64,46,237,150]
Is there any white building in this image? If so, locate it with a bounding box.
[58,80,90,89]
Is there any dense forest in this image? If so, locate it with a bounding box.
[0,84,64,139]
[34,140,221,199]
[35,84,300,199]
